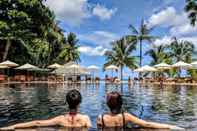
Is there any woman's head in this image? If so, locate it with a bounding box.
[106,91,123,114]
[66,89,82,110]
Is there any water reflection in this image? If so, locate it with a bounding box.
[0,83,197,130]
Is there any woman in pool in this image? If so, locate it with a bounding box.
[1,89,91,130]
[97,91,184,130]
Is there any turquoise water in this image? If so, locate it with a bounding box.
[0,83,197,130]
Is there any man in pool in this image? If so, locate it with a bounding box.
[0,89,91,130]
[97,91,185,130]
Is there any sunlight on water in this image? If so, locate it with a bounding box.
[0,83,197,130]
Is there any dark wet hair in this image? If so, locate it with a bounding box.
[106,92,123,114]
[66,89,82,110]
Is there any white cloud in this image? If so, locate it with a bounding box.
[147,6,197,36]
[92,4,117,20]
[78,31,119,48]
[44,0,90,26]
[153,36,172,46]
[79,46,108,56]
[153,36,197,47]
[170,23,197,36]
[147,7,188,28]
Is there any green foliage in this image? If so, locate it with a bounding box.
[57,33,80,63]
[0,0,80,67]
[104,38,138,80]
[146,37,196,77]
[127,19,156,67]
[145,45,171,65]
[185,0,197,26]
[168,37,195,63]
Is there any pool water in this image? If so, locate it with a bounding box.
[0,83,197,130]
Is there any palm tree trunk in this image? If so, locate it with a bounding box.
[140,39,142,67]
[3,39,11,61]
[120,65,123,92]
[139,39,142,78]
[120,66,123,81]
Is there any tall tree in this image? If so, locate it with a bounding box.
[168,37,194,63]
[168,37,195,77]
[104,38,138,81]
[145,45,172,77]
[127,19,155,67]
[0,0,66,66]
[145,45,171,66]
[57,33,80,63]
[185,0,197,26]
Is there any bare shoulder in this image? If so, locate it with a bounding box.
[52,115,65,122]
[54,115,65,119]
[124,112,135,117]
[80,114,90,120]
[123,112,137,121]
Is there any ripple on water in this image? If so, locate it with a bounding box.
[0,83,197,130]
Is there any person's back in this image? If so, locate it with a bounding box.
[0,89,91,130]
[97,113,126,128]
[56,113,91,127]
[97,91,184,130]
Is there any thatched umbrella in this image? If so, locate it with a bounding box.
[15,63,40,81]
[0,65,9,69]
[0,60,18,80]
[16,63,39,70]
[0,60,18,67]
[48,63,63,69]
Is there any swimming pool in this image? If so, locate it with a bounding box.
[0,83,197,130]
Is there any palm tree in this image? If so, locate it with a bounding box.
[168,37,195,63]
[58,32,80,63]
[145,45,172,77]
[185,0,197,26]
[104,38,138,81]
[145,45,171,65]
[127,19,155,67]
[168,37,195,77]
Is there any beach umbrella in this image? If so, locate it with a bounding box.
[0,65,9,69]
[134,67,144,72]
[105,65,118,77]
[134,65,157,72]
[15,63,40,70]
[66,63,84,76]
[154,63,171,70]
[172,61,192,68]
[88,65,99,71]
[191,61,197,65]
[15,63,40,81]
[105,65,118,70]
[65,63,89,81]
[0,60,18,80]
[88,65,99,79]
[172,61,192,77]
[0,60,18,67]
[47,63,63,69]
[191,61,197,69]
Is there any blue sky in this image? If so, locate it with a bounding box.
[44,0,197,78]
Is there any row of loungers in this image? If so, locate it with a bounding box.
[0,75,101,83]
[139,77,197,85]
